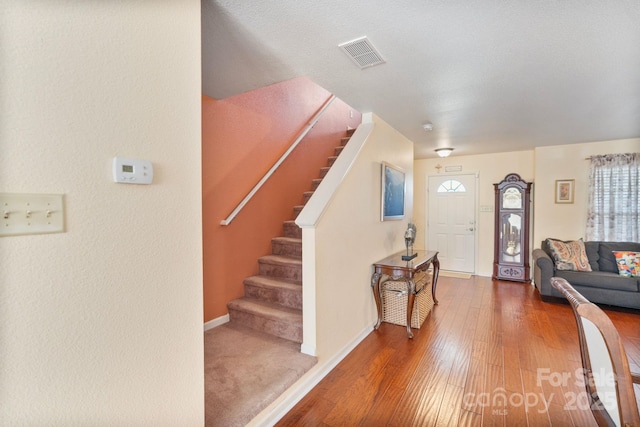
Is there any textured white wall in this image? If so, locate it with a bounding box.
[313,114,414,359]
[414,151,534,277]
[0,2,203,425]
[533,138,640,246]
[414,138,640,278]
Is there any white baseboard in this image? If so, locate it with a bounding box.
[439,270,472,279]
[300,342,316,356]
[248,323,374,426]
[203,314,229,331]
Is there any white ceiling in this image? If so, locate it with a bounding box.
[202,1,640,159]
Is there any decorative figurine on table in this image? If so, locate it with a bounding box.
[402,222,417,261]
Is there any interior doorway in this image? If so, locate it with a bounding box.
[427,173,478,274]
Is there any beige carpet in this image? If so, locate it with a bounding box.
[204,322,317,427]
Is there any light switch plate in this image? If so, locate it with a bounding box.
[0,193,65,237]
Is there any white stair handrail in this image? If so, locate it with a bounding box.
[220,95,337,226]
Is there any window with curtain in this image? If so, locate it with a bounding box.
[585,153,640,242]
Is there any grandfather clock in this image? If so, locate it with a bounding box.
[492,173,532,282]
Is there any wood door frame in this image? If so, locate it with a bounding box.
[426,172,479,274]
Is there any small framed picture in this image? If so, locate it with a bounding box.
[381,162,405,221]
[555,179,574,204]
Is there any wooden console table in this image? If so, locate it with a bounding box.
[371,250,440,338]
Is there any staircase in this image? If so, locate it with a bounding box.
[227,129,355,343]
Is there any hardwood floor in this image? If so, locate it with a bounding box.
[276,275,640,426]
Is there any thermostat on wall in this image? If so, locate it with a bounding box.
[112,157,153,184]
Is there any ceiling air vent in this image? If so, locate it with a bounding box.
[339,36,385,69]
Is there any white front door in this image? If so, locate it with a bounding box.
[427,174,477,273]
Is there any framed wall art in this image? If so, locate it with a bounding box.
[555,179,574,204]
[381,162,405,221]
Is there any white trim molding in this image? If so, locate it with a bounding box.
[203,314,230,331]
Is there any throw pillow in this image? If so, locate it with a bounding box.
[612,251,640,277]
[545,238,592,271]
[599,242,640,273]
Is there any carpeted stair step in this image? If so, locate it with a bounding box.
[227,298,302,343]
[311,178,323,191]
[258,254,302,281]
[272,236,302,258]
[303,191,314,204]
[319,167,330,178]
[346,128,356,137]
[340,137,350,146]
[293,205,304,218]
[283,220,302,239]
[243,275,302,310]
[327,156,337,167]
[334,146,344,156]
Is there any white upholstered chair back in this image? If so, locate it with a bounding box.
[550,277,640,427]
[580,316,621,426]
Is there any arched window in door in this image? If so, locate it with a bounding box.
[437,179,466,193]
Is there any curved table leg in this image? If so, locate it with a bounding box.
[431,255,440,305]
[371,272,383,330]
[405,279,416,339]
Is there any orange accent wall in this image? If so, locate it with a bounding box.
[202,77,362,322]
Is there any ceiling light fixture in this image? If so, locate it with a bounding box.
[435,148,454,158]
[422,123,433,131]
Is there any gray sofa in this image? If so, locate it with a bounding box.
[533,240,640,310]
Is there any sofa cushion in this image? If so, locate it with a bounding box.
[598,242,640,273]
[583,241,601,271]
[555,270,639,293]
[613,251,640,277]
[545,238,592,271]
